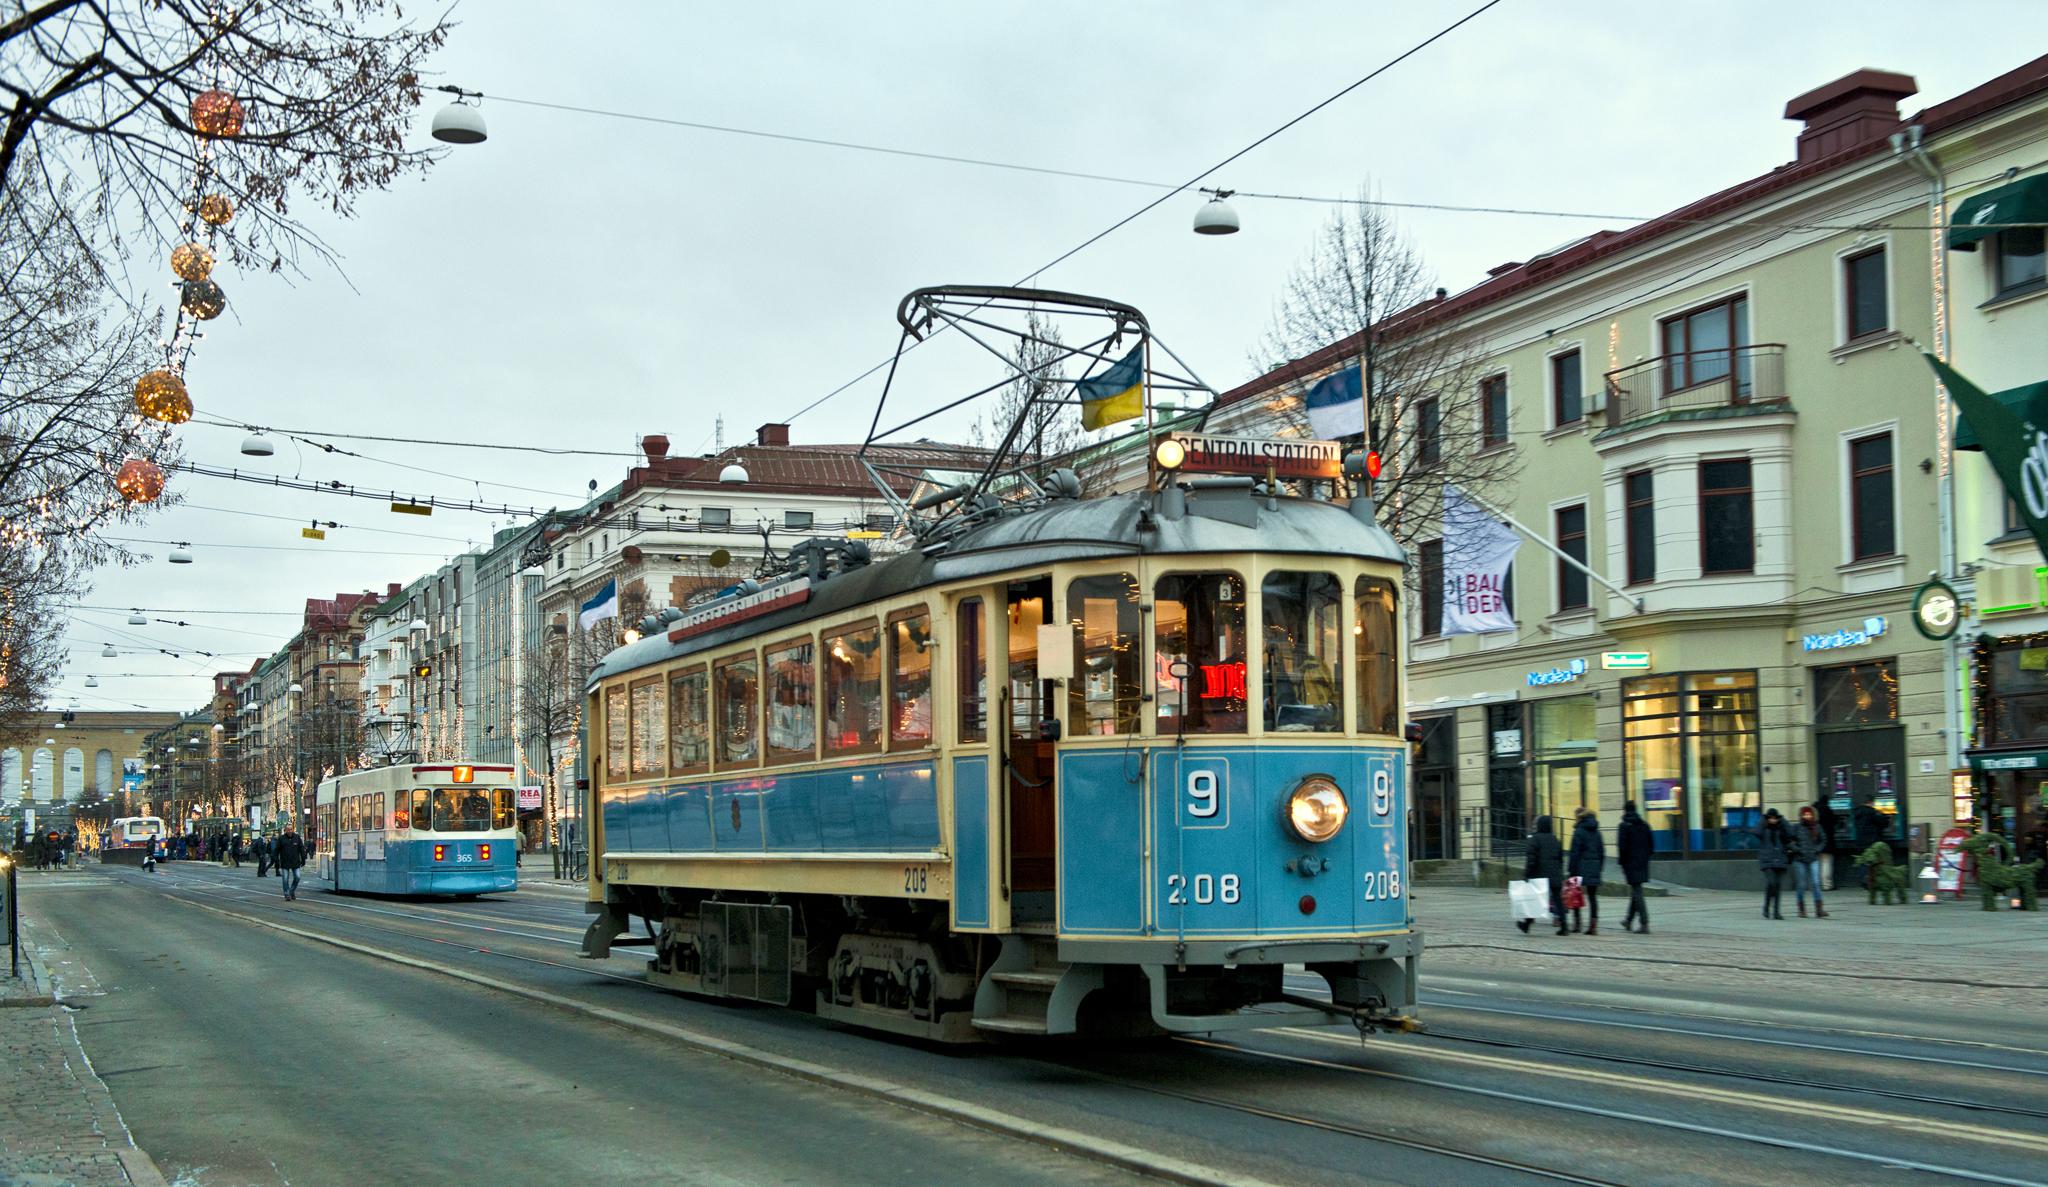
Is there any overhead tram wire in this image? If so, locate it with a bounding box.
[188,418,592,502]
[785,0,1511,427]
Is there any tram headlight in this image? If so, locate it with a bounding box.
[1286,776,1348,843]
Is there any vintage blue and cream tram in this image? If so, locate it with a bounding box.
[580,462,1418,1039]
[312,763,519,896]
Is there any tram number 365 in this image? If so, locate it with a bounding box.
[1167,873,1240,905]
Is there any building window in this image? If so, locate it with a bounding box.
[1660,294,1750,393]
[784,510,813,529]
[1843,247,1888,340]
[1551,350,1582,427]
[699,507,731,529]
[865,512,894,534]
[1995,227,2047,299]
[1849,432,1895,560]
[1814,659,1898,727]
[1415,397,1441,467]
[2006,495,2025,536]
[1418,539,1444,637]
[1625,469,1655,586]
[1555,504,1588,611]
[1977,638,2048,747]
[1480,374,1508,447]
[1622,671,1760,853]
[1699,459,1754,575]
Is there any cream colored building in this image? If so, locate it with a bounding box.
[1213,60,2048,886]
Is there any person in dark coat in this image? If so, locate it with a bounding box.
[252,835,270,878]
[1617,800,1655,933]
[1789,806,1829,918]
[1518,815,1567,936]
[1813,797,1842,890]
[273,825,307,901]
[1568,807,1605,934]
[1757,808,1790,919]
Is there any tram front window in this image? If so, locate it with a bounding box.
[1262,571,1344,732]
[1154,572,1247,734]
[431,788,493,832]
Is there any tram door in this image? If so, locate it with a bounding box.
[1005,576,1057,925]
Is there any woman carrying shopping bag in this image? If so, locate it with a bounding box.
[1517,816,1567,936]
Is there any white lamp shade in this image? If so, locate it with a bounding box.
[1193,196,1240,235]
[240,434,275,456]
[85,676,99,687]
[128,612,147,624]
[431,102,488,145]
[718,462,749,484]
[407,618,428,633]
[288,682,303,694]
[168,547,193,564]
[101,644,117,657]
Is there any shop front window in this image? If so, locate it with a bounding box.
[1154,572,1246,734]
[1623,671,1759,853]
[1261,570,1343,733]
[1979,640,2048,748]
[1068,573,1142,737]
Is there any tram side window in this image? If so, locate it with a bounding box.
[1154,573,1247,734]
[629,676,666,779]
[823,621,883,754]
[345,796,358,833]
[669,667,710,775]
[957,599,987,743]
[411,789,432,833]
[1068,573,1142,737]
[1355,577,1401,736]
[715,654,760,767]
[1262,571,1344,733]
[890,610,934,748]
[765,639,817,763]
[364,794,383,832]
[604,683,629,780]
[393,794,410,830]
[492,788,514,830]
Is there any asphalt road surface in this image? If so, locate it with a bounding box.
[23,861,2048,1187]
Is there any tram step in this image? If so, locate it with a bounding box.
[971,1014,1051,1036]
[989,969,1065,992]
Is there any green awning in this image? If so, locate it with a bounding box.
[1948,173,2048,251]
[1968,749,2048,773]
[1955,379,2048,450]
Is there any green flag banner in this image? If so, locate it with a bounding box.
[1926,354,2048,564]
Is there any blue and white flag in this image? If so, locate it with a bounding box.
[1304,364,1364,440]
[578,579,619,631]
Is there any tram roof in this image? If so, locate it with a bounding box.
[588,489,1403,686]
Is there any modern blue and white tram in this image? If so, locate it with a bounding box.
[312,764,519,896]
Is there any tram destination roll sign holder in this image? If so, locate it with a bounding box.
[1154,432,1344,480]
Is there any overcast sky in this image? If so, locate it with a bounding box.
[54,0,2040,714]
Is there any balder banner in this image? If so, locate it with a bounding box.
[1441,484,1519,635]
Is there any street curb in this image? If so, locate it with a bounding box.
[116,1146,171,1187]
[172,896,1287,1187]
[2,914,57,1007]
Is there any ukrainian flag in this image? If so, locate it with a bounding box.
[1077,344,1144,431]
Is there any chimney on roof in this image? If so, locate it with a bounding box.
[387,582,400,598]
[756,423,790,447]
[641,433,669,461]
[1783,69,1916,163]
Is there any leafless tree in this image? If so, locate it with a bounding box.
[514,628,587,877]
[1252,186,1520,563]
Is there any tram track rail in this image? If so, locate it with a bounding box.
[116,865,2048,1187]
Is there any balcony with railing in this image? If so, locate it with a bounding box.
[1601,343,1788,434]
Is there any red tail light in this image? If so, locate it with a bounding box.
[479,844,491,860]
[433,844,446,862]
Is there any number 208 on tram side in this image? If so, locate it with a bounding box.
[580,459,1418,1041]
[313,763,519,896]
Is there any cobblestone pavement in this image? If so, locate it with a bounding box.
[2,889,164,1187]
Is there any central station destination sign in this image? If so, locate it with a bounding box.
[1161,433,1344,480]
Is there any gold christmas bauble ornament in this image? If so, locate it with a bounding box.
[180,279,226,320]
[170,242,214,282]
[115,458,166,503]
[197,194,234,226]
[190,90,245,139]
[133,370,193,424]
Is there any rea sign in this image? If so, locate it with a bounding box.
[516,786,543,810]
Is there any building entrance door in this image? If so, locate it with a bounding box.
[1814,725,1907,853]
[1411,714,1456,860]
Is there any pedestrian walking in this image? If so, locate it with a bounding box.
[253,835,271,878]
[1518,815,1568,936]
[1757,808,1790,919]
[274,824,306,901]
[1568,807,1605,935]
[1618,800,1654,933]
[1790,806,1829,918]
[228,833,243,869]
[142,836,158,873]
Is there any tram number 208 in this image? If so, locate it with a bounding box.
[1166,873,1240,905]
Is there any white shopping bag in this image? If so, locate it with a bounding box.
[1509,877,1549,922]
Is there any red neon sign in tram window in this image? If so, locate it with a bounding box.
[1199,662,1246,701]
